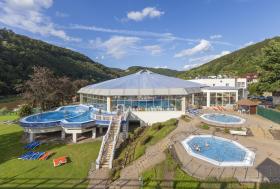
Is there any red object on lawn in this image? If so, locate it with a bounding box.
[53,156,67,167]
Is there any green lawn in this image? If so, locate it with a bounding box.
[0,115,101,189]
[134,119,178,159]
[0,113,19,121]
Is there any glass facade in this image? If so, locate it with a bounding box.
[209,92,236,106]
[111,96,182,111]
[82,94,107,110]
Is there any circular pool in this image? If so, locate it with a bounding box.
[181,135,255,166]
[19,105,89,128]
[200,113,245,125]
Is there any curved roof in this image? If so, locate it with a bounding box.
[78,70,206,96]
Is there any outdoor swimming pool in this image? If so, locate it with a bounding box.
[20,105,113,128]
[200,113,245,125]
[181,135,255,166]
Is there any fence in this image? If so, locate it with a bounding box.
[257,106,280,124]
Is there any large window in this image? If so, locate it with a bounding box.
[111,95,183,111]
[82,94,107,110]
[208,91,237,106]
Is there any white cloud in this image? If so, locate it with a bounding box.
[210,34,222,39]
[0,0,79,41]
[154,66,168,69]
[127,7,164,21]
[174,39,211,58]
[242,41,255,47]
[184,50,230,70]
[183,63,202,70]
[90,36,140,59]
[55,11,69,18]
[70,24,172,39]
[144,45,162,55]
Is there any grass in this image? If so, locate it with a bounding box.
[200,124,210,130]
[0,113,19,121]
[0,115,101,189]
[112,119,178,181]
[134,119,178,159]
[141,151,259,189]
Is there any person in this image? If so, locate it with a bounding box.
[205,142,209,148]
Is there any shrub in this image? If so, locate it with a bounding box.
[215,127,221,132]
[152,123,163,131]
[276,105,280,111]
[224,128,230,134]
[0,107,9,115]
[18,104,32,117]
[200,124,210,130]
[134,126,145,137]
[180,115,190,122]
[141,135,153,145]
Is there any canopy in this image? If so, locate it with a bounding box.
[78,70,206,96]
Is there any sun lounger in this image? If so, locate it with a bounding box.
[229,129,247,136]
[19,151,45,160]
[24,141,41,150]
[18,151,33,160]
[53,156,68,167]
[39,152,52,160]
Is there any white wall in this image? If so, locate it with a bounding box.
[131,111,183,125]
[190,78,247,89]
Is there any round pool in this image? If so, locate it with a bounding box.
[181,135,255,166]
[19,105,90,128]
[200,113,245,125]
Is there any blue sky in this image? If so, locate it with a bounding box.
[0,0,280,70]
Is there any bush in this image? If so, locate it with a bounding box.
[224,128,230,134]
[134,126,145,137]
[141,135,153,145]
[215,128,221,132]
[0,107,9,115]
[276,105,280,111]
[152,123,163,131]
[200,124,210,130]
[18,104,32,117]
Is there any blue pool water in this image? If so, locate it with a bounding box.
[65,111,92,122]
[25,105,88,123]
[201,113,245,124]
[187,136,246,162]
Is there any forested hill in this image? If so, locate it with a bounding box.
[0,29,121,95]
[178,36,280,79]
[123,66,183,77]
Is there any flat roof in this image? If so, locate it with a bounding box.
[78,70,206,96]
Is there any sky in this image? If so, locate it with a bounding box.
[0,0,280,70]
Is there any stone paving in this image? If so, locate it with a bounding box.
[89,110,280,188]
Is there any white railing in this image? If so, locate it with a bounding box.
[93,114,113,121]
[95,117,113,169]
[109,115,122,169]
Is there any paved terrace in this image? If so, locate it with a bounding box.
[89,110,280,188]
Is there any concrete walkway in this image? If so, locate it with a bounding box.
[89,111,280,188]
[110,118,201,189]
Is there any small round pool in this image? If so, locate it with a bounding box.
[181,135,255,166]
[200,113,245,125]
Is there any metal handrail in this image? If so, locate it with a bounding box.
[109,115,122,169]
[95,116,113,169]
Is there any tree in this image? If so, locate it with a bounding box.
[19,104,32,117]
[20,66,90,110]
[255,40,280,94]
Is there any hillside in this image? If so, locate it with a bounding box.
[179,37,280,79]
[123,66,183,77]
[0,29,120,95]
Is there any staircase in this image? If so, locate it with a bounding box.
[96,115,122,169]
